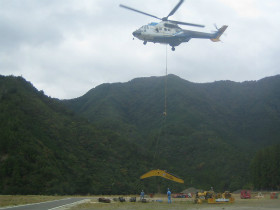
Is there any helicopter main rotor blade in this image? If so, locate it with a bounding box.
[165,0,184,20]
[169,20,205,28]
[120,4,162,20]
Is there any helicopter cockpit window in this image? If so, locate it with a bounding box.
[140,26,146,32]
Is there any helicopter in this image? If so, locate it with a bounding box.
[120,0,228,51]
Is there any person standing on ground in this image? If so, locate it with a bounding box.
[167,188,171,203]
[140,190,145,200]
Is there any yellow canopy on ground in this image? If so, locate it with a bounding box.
[140,169,184,183]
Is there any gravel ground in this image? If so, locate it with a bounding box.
[69,194,280,210]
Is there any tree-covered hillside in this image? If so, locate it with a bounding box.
[66,75,280,147]
[65,74,280,191]
[1,74,280,195]
[251,144,280,190]
[0,75,153,195]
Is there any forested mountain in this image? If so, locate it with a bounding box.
[65,74,280,191]
[66,74,280,149]
[0,75,152,195]
[251,144,280,190]
[1,74,280,195]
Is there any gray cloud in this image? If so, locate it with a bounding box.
[0,0,280,99]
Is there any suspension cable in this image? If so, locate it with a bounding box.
[164,44,168,116]
[152,45,168,168]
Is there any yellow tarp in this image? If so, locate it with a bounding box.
[140,169,184,183]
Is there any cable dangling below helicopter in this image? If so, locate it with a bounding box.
[139,46,184,185]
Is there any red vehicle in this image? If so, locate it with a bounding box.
[270,192,279,199]
[240,190,251,199]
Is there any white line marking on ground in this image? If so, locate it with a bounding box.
[48,199,90,210]
[0,198,70,209]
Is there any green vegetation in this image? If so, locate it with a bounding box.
[0,76,152,195]
[65,74,280,192]
[251,144,280,190]
[1,74,280,195]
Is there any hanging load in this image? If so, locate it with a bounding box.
[140,169,184,183]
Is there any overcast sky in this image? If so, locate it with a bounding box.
[1,0,279,99]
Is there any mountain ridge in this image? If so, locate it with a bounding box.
[0,75,152,195]
[63,73,280,190]
[65,74,280,148]
[1,74,280,194]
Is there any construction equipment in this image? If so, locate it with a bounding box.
[98,198,111,203]
[255,192,264,199]
[195,190,234,204]
[140,169,184,183]
[270,192,279,199]
[240,190,251,199]
[194,190,215,204]
[173,193,190,198]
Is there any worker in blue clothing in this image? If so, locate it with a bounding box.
[167,188,171,203]
[140,190,145,200]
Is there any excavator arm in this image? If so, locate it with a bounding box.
[140,169,184,183]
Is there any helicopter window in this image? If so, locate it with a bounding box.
[164,23,181,29]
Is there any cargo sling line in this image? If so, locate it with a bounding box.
[141,45,184,184]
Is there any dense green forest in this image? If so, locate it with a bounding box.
[1,74,280,195]
[0,76,154,195]
[251,144,280,190]
[65,74,280,191]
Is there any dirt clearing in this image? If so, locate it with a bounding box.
[69,194,280,210]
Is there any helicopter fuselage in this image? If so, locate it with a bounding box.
[120,0,228,51]
[132,21,227,51]
[132,21,187,49]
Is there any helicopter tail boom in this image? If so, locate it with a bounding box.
[211,25,228,42]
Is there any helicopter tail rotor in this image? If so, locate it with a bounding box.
[211,25,228,42]
[214,23,219,31]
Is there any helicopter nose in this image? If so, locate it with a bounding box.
[132,30,141,37]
